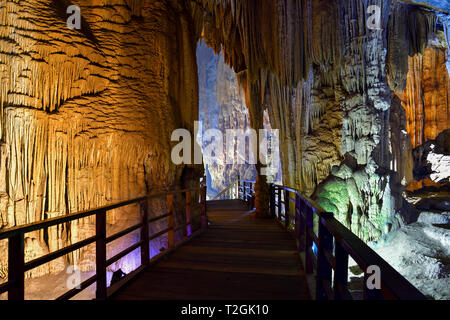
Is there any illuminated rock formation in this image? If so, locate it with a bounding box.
[0,0,449,289]
[197,42,257,198]
[193,0,441,237]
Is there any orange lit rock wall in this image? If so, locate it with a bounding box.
[398,44,450,148]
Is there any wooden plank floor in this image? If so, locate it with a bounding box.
[112,200,311,300]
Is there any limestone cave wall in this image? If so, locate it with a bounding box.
[191,0,447,239]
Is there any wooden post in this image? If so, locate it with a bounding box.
[305,204,314,274]
[96,211,107,300]
[334,241,349,300]
[8,233,24,300]
[140,200,150,267]
[316,212,334,300]
[201,185,207,229]
[167,194,174,248]
[185,191,192,237]
[269,184,275,218]
[284,189,289,229]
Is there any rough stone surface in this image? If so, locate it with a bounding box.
[0,0,449,295]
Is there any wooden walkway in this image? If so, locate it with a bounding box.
[112,200,310,300]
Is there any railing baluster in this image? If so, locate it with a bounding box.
[96,210,107,300]
[239,181,242,200]
[252,183,255,209]
[284,189,289,229]
[243,181,247,202]
[277,187,281,221]
[167,194,174,248]
[8,232,24,300]
[250,183,254,209]
[140,200,149,267]
[295,193,305,252]
[334,241,349,300]
[364,270,384,300]
[316,212,334,300]
[305,204,314,274]
[185,191,192,237]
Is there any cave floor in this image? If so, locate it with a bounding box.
[112,200,310,300]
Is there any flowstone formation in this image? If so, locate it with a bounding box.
[197,41,257,198]
[0,0,202,281]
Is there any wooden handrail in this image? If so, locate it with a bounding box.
[0,183,208,300]
[269,183,427,300]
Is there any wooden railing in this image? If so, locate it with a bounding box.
[0,184,207,300]
[269,184,426,300]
